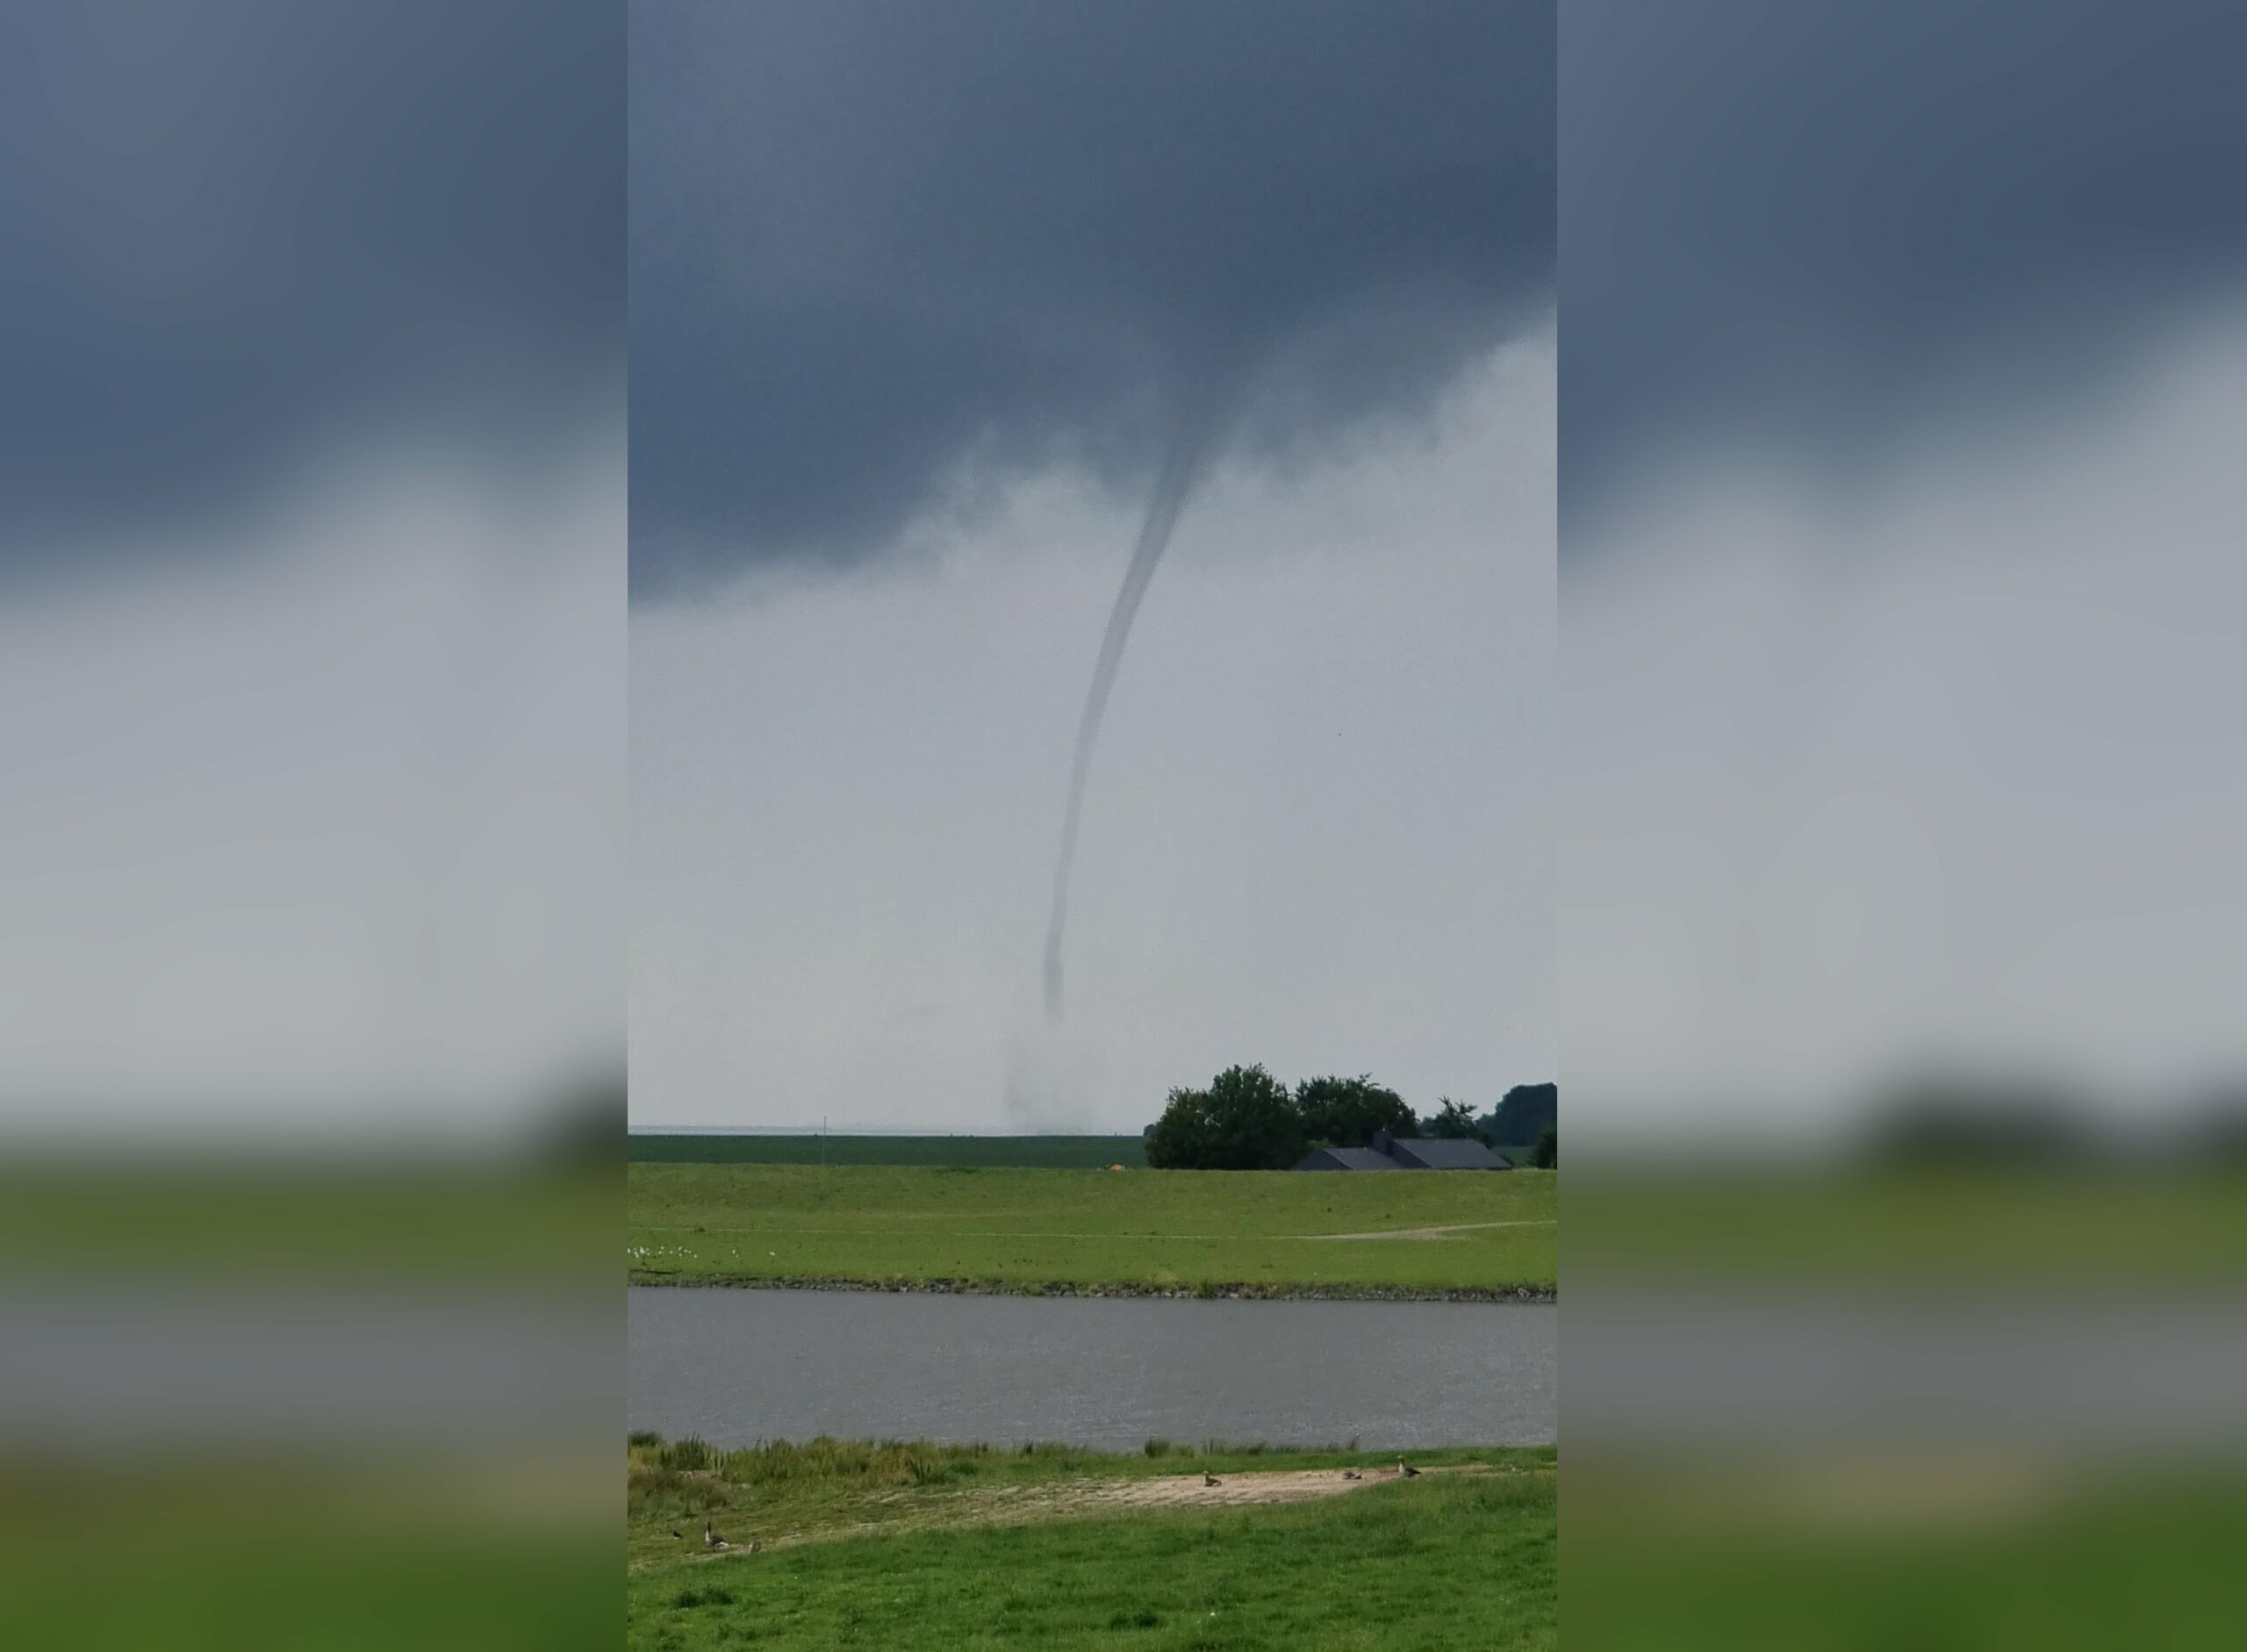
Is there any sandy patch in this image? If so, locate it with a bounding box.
[1066,1463,1472,1510]
[671,1464,1512,1566]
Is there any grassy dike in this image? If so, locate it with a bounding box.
[627,1163,1557,1296]
[628,1436,1556,1651]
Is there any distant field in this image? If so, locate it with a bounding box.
[628,1134,1150,1168]
[1566,1164,2247,1285]
[0,1161,614,1282]
[628,1164,1556,1294]
[628,1435,1554,1651]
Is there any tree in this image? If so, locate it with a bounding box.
[1421,1096,1486,1142]
[1295,1074,1415,1149]
[1478,1081,1557,1150]
[1530,1124,1556,1168]
[1145,1064,1306,1170]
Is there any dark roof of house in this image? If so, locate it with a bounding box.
[1385,1136,1511,1170]
[1292,1146,1403,1172]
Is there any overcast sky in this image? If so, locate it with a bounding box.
[630,1,1555,1130]
[0,4,621,1144]
[1561,0,2247,1146]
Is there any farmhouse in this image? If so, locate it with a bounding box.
[1293,1129,1511,1172]
[1292,1146,1403,1172]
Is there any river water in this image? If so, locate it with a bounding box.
[628,1287,1556,1450]
[0,1283,615,1449]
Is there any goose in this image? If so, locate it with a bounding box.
[1202,1471,1222,1488]
[670,1529,684,1539]
[704,1521,729,1550]
[1341,1470,1361,1482]
[1397,1458,1420,1479]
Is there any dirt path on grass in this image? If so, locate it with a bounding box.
[667,1464,1522,1568]
[1299,1219,1558,1242]
[646,1222,1550,1243]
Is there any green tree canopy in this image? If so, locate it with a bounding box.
[1294,1074,1415,1150]
[1477,1081,1556,1149]
[1531,1124,1556,1168]
[1421,1096,1487,1142]
[1145,1064,1306,1170]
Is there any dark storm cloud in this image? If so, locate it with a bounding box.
[629,0,1553,600]
[0,2,621,582]
[1564,0,2247,529]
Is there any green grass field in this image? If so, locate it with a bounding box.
[628,1436,1555,1651]
[0,1160,616,1282]
[629,1134,1152,1167]
[627,1164,1555,1294]
[1567,1460,2247,1649]
[0,1454,615,1651]
[1565,1163,2247,1286]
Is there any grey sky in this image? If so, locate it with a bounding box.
[630,0,1552,600]
[634,337,1554,1131]
[630,4,1556,1129]
[1566,328,2247,1145]
[1564,0,2247,536]
[1,1,621,587]
[1,5,622,1143]
[1561,2,2247,1146]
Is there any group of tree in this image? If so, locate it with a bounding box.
[1475,1081,1556,1153]
[1144,1066,1556,1170]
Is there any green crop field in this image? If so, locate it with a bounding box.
[1569,1461,2247,1650]
[628,1435,1555,1651]
[1565,1163,2247,1286]
[629,1133,1151,1168]
[627,1163,1556,1294]
[0,1160,616,1282]
[0,1454,615,1652]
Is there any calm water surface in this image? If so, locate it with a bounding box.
[1569,1290,2247,1451]
[628,1287,1555,1449]
[1,1285,614,1448]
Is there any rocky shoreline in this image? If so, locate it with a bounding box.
[627,1271,1554,1303]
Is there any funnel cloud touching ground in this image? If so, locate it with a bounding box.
[632,337,1554,1131]
[1043,396,1227,1022]
[631,3,1557,1127]
[629,0,1553,600]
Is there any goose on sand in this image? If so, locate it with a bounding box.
[1398,1459,1420,1478]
